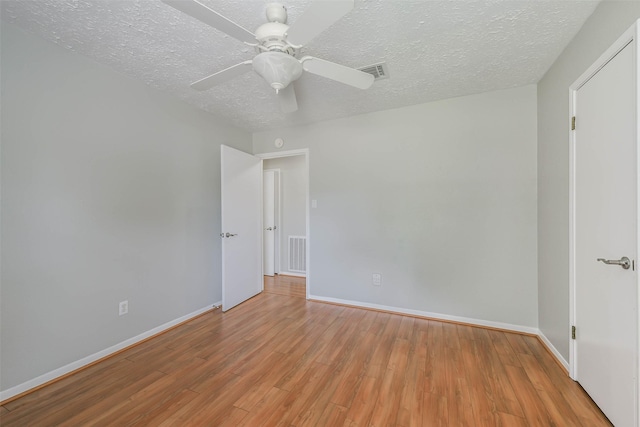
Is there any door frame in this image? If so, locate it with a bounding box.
[256,149,310,299]
[263,168,282,275]
[568,20,639,417]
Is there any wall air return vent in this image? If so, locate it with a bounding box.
[288,236,306,274]
[358,62,390,81]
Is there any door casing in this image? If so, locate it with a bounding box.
[568,20,640,425]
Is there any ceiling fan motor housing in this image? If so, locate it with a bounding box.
[255,22,297,56]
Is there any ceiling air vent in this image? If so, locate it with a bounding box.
[358,62,389,81]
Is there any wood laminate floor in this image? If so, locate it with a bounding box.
[1,276,610,426]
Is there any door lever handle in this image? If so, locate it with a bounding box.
[597,256,631,270]
[265,227,273,231]
[224,232,237,238]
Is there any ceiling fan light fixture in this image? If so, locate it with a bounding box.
[252,51,302,93]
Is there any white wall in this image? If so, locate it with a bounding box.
[537,3,640,360]
[0,23,252,392]
[264,156,307,275]
[254,85,538,328]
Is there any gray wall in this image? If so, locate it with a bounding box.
[254,85,538,327]
[0,23,251,391]
[537,3,640,360]
[264,156,307,275]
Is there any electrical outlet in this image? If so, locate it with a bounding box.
[372,273,382,286]
[119,300,129,316]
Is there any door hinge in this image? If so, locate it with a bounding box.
[571,325,576,340]
[571,116,576,130]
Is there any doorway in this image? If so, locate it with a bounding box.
[569,24,639,426]
[257,149,310,299]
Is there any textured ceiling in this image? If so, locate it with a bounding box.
[2,0,600,132]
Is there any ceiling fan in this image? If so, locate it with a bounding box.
[162,0,375,113]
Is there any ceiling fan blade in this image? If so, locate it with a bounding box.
[278,84,298,113]
[162,0,255,44]
[286,0,354,46]
[191,60,253,91]
[301,56,374,89]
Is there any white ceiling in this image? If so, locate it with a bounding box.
[2,0,600,132]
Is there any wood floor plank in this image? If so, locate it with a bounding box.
[505,364,555,427]
[1,276,611,427]
[443,339,475,426]
[497,411,529,427]
[505,331,535,355]
[99,358,208,425]
[397,329,427,427]
[215,406,251,427]
[343,375,380,426]
[520,335,611,425]
[261,361,334,426]
[462,338,500,425]
[425,320,448,396]
[314,309,365,366]
[264,274,306,298]
[478,330,525,418]
[422,392,448,427]
[368,338,410,425]
[365,314,402,380]
[56,370,167,426]
[536,388,585,427]
[489,328,523,368]
[236,386,290,427]
[274,314,346,392]
[2,357,134,414]
[314,403,348,427]
[368,311,392,336]
[130,388,200,427]
[232,351,296,411]
[158,373,256,425]
[330,331,377,408]
[396,315,416,341]
[291,361,346,427]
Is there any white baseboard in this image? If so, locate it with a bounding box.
[308,295,540,335]
[278,272,306,278]
[0,302,221,402]
[537,331,570,371]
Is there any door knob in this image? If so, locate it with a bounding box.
[597,256,631,270]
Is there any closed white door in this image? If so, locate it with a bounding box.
[574,40,638,426]
[220,145,263,311]
[263,170,276,276]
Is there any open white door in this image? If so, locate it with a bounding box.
[221,145,263,311]
[263,170,276,276]
[571,28,638,427]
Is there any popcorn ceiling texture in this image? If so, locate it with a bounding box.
[2,0,599,132]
